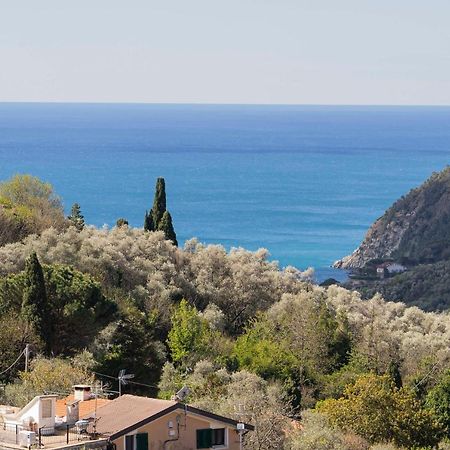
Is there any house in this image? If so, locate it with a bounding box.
[56,385,110,424]
[84,394,254,450]
[376,262,407,278]
[3,394,59,432]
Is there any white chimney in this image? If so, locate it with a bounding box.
[73,385,92,402]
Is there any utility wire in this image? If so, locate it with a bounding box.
[414,360,445,389]
[93,371,158,389]
[0,349,25,376]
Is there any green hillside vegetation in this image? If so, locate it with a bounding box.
[337,167,450,311]
[0,174,66,245]
[354,260,450,311]
[389,167,450,263]
[0,174,449,450]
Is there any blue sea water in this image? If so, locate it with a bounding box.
[0,103,450,282]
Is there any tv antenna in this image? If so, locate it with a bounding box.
[118,369,135,396]
[173,386,190,402]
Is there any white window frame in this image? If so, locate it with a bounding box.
[124,431,137,450]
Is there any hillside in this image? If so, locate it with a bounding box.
[334,166,450,269]
[0,174,449,449]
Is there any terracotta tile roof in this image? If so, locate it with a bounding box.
[56,395,111,418]
[84,395,177,437]
[84,395,255,438]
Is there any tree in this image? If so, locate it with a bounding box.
[167,299,207,366]
[144,210,154,231]
[317,374,444,448]
[0,313,43,383]
[68,203,85,231]
[158,211,178,246]
[0,174,65,243]
[0,356,93,407]
[152,177,166,227]
[426,369,450,437]
[21,252,51,350]
[386,360,402,389]
[116,218,129,228]
[43,264,116,354]
[144,178,177,244]
[93,301,166,395]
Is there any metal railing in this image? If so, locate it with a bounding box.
[0,422,97,448]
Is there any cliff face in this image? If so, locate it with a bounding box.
[334,167,450,269]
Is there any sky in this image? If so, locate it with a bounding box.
[0,1,449,105]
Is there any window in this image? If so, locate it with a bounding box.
[41,400,52,419]
[136,433,148,450]
[212,428,225,446]
[196,429,211,449]
[125,435,135,450]
[196,428,226,449]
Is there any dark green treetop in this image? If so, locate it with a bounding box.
[152,178,166,226]
[22,252,51,350]
[68,203,85,231]
[387,360,403,389]
[144,209,155,232]
[158,211,178,246]
[116,218,129,228]
[144,177,177,246]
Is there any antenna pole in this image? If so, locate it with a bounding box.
[24,344,30,372]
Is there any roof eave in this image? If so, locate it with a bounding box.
[108,403,254,440]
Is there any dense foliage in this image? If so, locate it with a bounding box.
[353,260,450,311]
[0,174,66,245]
[0,175,449,449]
[341,166,450,311]
[317,374,444,448]
[144,177,177,246]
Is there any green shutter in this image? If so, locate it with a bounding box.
[136,433,148,450]
[196,429,212,449]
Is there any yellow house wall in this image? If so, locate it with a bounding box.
[111,410,242,450]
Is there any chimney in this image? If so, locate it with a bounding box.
[73,385,92,402]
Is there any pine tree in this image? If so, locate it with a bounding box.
[68,203,85,231]
[22,252,51,350]
[116,218,129,228]
[158,211,178,246]
[144,209,155,232]
[152,177,167,227]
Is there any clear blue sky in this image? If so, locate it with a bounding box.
[1,0,449,105]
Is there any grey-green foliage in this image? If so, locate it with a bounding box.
[285,410,350,450]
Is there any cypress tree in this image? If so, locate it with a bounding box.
[144,209,155,231]
[152,177,166,227]
[22,252,51,349]
[68,203,85,231]
[387,360,403,389]
[158,211,178,246]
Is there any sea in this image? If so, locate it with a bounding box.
[0,103,450,283]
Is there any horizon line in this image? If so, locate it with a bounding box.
[0,100,450,108]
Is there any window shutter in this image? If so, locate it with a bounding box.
[196,429,212,448]
[136,433,148,450]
